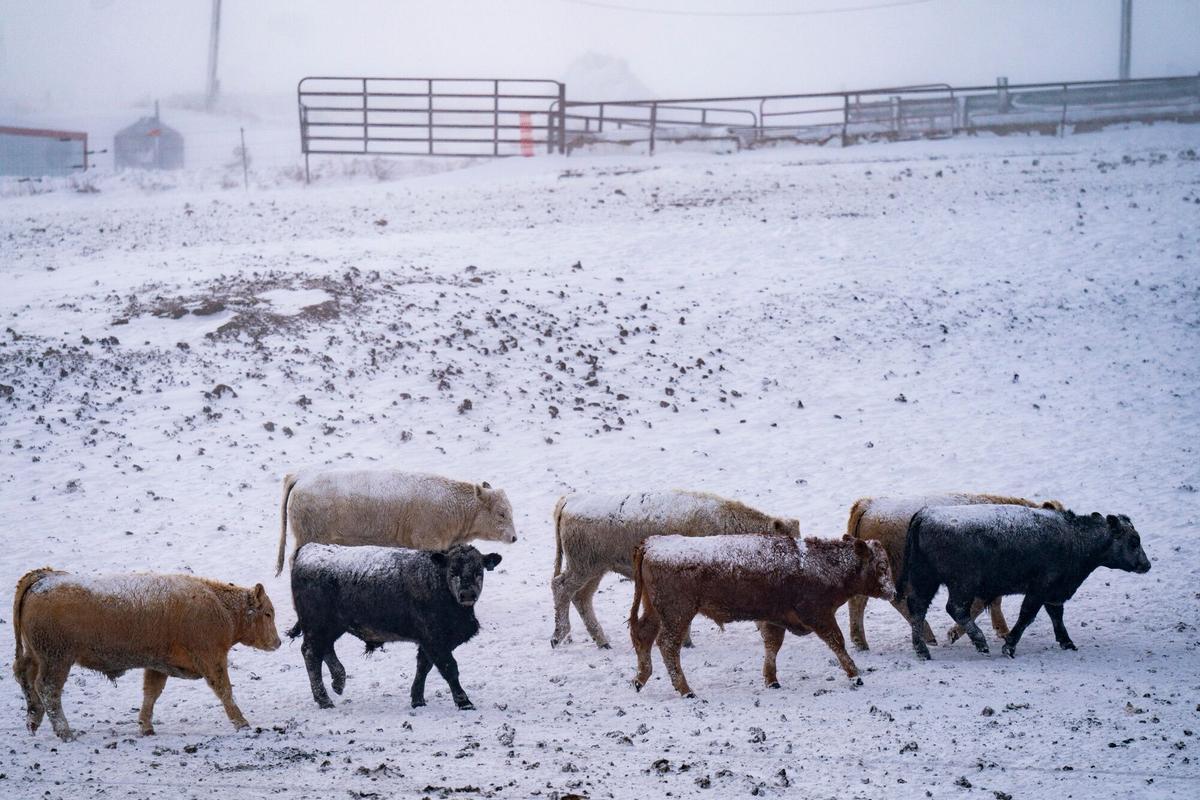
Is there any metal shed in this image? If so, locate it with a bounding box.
[114,111,184,170]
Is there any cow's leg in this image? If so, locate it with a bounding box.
[427,648,474,710]
[945,593,990,654]
[201,657,249,731]
[847,594,870,651]
[630,598,661,691]
[947,597,1005,644]
[889,595,937,645]
[758,622,786,688]
[14,651,45,734]
[138,669,168,735]
[1001,595,1044,658]
[657,612,697,698]
[988,598,1011,639]
[1044,603,1076,651]
[410,647,434,708]
[906,592,933,661]
[34,658,74,741]
[571,574,611,649]
[809,614,861,682]
[551,567,601,648]
[301,634,334,709]
[324,649,346,695]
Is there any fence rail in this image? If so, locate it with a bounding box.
[297,76,565,180]
[297,74,1200,169]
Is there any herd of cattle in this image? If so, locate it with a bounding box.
[12,470,1151,741]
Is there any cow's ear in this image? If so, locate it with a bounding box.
[1091,511,1102,520]
[481,480,492,489]
[1042,501,1058,510]
[482,553,502,571]
[430,551,449,567]
[771,519,785,533]
[248,583,265,610]
[853,538,870,558]
[1106,514,1123,533]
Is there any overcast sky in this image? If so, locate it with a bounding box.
[2,0,1199,108]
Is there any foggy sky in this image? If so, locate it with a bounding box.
[2,0,1199,108]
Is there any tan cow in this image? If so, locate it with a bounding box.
[12,568,281,741]
[551,490,801,649]
[845,493,1064,650]
[276,469,517,575]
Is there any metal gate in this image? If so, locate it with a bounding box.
[297,76,565,179]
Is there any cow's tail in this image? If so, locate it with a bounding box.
[13,567,56,663]
[552,495,567,577]
[846,497,870,539]
[628,543,648,627]
[276,473,300,576]
[286,620,303,640]
[898,510,925,593]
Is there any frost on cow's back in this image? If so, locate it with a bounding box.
[564,490,724,524]
[644,533,804,572]
[30,572,209,604]
[865,494,985,525]
[298,470,461,506]
[294,542,427,582]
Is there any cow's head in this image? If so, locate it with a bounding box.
[472,481,518,544]
[771,517,801,537]
[432,545,503,608]
[847,536,895,601]
[1101,513,1151,574]
[243,583,282,651]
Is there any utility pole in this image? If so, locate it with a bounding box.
[205,0,222,110]
[1119,0,1132,81]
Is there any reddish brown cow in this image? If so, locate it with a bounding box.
[629,533,895,697]
[12,567,282,741]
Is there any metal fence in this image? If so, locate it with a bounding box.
[296,74,1200,167]
[562,75,1200,154]
[297,76,565,180]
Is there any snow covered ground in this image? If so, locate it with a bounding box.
[1,124,1198,799]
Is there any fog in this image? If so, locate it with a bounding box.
[2,0,1199,109]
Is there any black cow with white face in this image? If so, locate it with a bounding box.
[902,505,1150,660]
[289,542,502,710]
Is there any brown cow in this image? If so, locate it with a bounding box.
[845,493,1063,651]
[629,533,895,697]
[12,568,282,741]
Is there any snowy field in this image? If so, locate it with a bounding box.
[1,124,1198,799]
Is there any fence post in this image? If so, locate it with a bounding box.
[240,126,248,190]
[558,82,567,155]
[599,103,605,133]
[493,79,500,157]
[1060,83,1068,137]
[649,102,657,156]
[362,78,368,154]
[890,95,901,137]
[428,79,434,156]
[841,94,849,146]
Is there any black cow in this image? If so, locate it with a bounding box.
[902,505,1150,660]
[288,542,502,710]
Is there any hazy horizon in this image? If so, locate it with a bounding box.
[2,0,1199,112]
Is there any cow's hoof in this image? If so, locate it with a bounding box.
[682,640,695,649]
[456,700,476,711]
[682,692,697,699]
[914,646,931,661]
[974,643,990,655]
[852,641,869,653]
[1059,640,1077,651]
[946,628,962,645]
[632,680,643,692]
[597,642,611,650]
[411,697,426,708]
[767,681,781,689]
[316,698,335,710]
[851,677,864,687]
[26,720,39,735]
[140,726,155,737]
[232,718,250,731]
[55,731,78,743]
[1002,643,1016,658]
